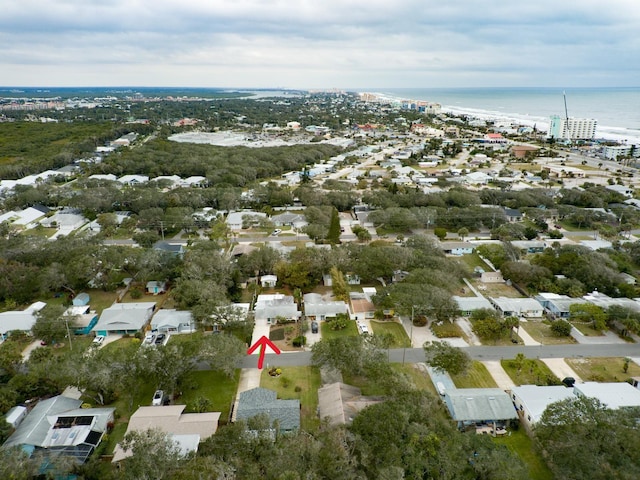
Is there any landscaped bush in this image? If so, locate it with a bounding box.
[292,336,307,347]
[269,327,285,341]
[130,287,143,299]
[413,315,428,327]
[550,319,572,336]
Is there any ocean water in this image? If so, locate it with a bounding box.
[373,87,640,144]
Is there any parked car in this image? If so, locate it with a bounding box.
[144,333,155,344]
[271,229,282,236]
[311,321,319,334]
[152,390,164,406]
[154,333,166,345]
[358,322,369,334]
[92,335,105,346]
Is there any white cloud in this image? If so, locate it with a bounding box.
[0,0,638,87]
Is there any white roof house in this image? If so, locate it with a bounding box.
[454,296,494,316]
[0,302,47,337]
[94,302,156,336]
[151,309,194,333]
[511,385,575,428]
[88,174,117,182]
[574,382,640,409]
[303,293,349,320]
[489,297,543,317]
[117,174,149,185]
[254,294,300,324]
[226,210,267,230]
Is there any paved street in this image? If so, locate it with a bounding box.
[239,343,640,369]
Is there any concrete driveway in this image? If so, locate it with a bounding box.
[571,327,626,345]
[541,358,583,383]
[481,360,515,390]
[21,340,43,361]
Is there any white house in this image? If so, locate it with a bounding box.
[303,293,349,321]
[489,297,543,318]
[254,294,300,324]
[117,174,149,185]
[260,275,278,288]
[510,385,575,429]
[226,211,267,230]
[0,302,46,339]
[151,309,194,334]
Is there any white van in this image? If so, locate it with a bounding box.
[437,382,446,396]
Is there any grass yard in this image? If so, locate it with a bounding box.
[431,321,464,339]
[320,319,359,340]
[180,369,240,422]
[84,289,119,314]
[261,366,321,431]
[471,281,522,298]
[451,361,498,388]
[457,252,493,272]
[392,363,439,396]
[570,321,604,337]
[566,357,640,382]
[501,358,560,386]
[492,428,554,480]
[520,321,576,345]
[370,320,411,347]
[341,372,388,396]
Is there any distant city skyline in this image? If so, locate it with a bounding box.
[1,1,639,89]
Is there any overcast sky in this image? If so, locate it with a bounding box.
[1,0,638,89]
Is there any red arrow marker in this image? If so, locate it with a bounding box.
[247,335,281,369]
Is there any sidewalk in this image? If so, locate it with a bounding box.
[516,323,540,346]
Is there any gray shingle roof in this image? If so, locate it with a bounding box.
[236,388,300,431]
[444,388,517,422]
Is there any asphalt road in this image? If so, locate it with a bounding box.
[240,342,640,368]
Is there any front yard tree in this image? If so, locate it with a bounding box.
[423,341,471,376]
[569,303,608,331]
[326,208,341,244]
[199,333,245,378]
[119,428,184,480]
[330,267,350,303]
[32,305,76,345]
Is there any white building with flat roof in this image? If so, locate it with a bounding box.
[549,115,597,140]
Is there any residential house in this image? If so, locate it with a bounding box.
[454,296,494,317]
[254,294,300,325]
[151,309,194,334]
[40,208,88,234]
[0,302,46,339]
[443,388,518,429]
[510,385,575,429]
[503,208,523,223]
[88,174,117,182]
[317,383,383,426]
[606,184,634,198]
[117,174,149,185]
[66,305,99,335]
[153,241,186,257]
[3,395,114,465]
[260,275,278,288]
[349,288,376,321]
[303,293,349,321]
[146,280,168,295]
[573,382,640,409]
[235,388,300,433]
[534,293,583,319]
[112,405,220,462]
[226,210,267,230]
[182,176,208,188]
[271,213,307,228]
[440,241,475,256]
[511,240,546,254]
[480,271,504,283]
[93,302,156,336]
[488,297,543,318]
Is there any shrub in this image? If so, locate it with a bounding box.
[550,319,572,337]
[294,385,302,393]
[130,287,143,299]
[413,315,428,327]
[280,376,291,388]
[292,336,307,347]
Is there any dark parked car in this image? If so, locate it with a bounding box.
[155,333,166,345]
[311,321,319,334]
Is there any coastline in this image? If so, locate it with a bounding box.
[361,89,640,145]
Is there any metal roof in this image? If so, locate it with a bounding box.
[444,388,517,422]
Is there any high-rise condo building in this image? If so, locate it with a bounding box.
[548,115,597,140]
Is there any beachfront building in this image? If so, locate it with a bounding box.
[548,115,597,141]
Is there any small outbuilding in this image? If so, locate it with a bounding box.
[72,292,90,306]
[260,275,278,288]
[146,281,167,295]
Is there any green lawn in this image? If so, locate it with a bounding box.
[501,358,560,386]
[370,321,411,347]
[393,363,439,397]
[451,361,498,388]
[431,321,464,339]
[566,357,640,382]
[457,252,493,271]
[261,366,321,431]
[492,429,554,480]
[520,321,576,345]
[84,289,119,315]
[570,321,604,337]
[320,319,359,340]
[180,369,240,422]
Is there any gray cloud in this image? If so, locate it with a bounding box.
[1,0,638,87]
